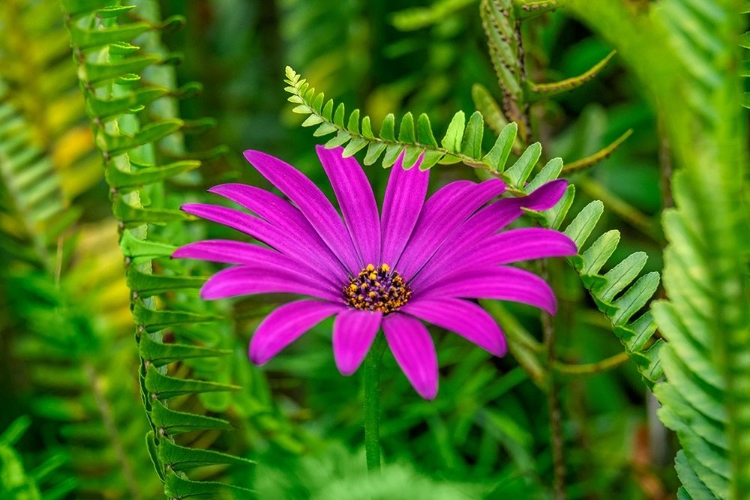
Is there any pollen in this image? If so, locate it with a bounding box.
[343,263,412,313]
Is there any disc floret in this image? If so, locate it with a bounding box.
[344,263,412,313]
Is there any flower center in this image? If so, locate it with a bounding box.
[343,263,412,313]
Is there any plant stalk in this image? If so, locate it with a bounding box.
[363,333,387,472]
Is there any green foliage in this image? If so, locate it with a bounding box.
[255,444,501,500]
[286,67,663,387]
[59,1,259,497]
[391,0,479,31]
[0,417,74,500]
[0,57,158,496]
[564,0,749,497]
[0,82,76,271]
[286,66,494,170]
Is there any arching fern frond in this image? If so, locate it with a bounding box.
[503,142,664,387]
[286,69,663,387]
[286,67,496,170]
[0,82,78,272]
[564,0,749,497]
[61,1,259,497]
[0,75,160,498]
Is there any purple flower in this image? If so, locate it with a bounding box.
[174,146,576,399]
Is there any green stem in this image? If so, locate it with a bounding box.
[363,333,387,472]
[553,351,629,376]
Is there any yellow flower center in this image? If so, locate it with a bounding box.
[343,263,411,313]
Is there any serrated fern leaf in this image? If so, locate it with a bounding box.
[61,1,256,497]
[527,50,617,100]
[285,66,531,173]
[564,0,749,496]
[0,83,77,272]
[514,159,664,386]
[287,67,663,386]
[654,1,747,498]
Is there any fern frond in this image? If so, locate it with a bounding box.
[61,1,258,497]
[287,68,663,387]
[0,0,101,202]
[564,0,749,497]
[510,147,664,386]
[0,57,160,496]
[654,1,747,497]
[285,66,532,173]
[0,83,77,271]
[561,129,634,174]
[527,50,617,100]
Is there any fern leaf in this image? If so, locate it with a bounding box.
[565,0,750,496]
[60,1,259,497]
[527,50,617,99]
[284,66,541,173]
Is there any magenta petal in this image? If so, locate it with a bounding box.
[243,150,361,273]
[411,180,568,283]
[250,300,343,365]
[413,228,577,290]
[396,178,506,279]
[200,265,340,301]
[380,154,430,265]
[182,203,308,258]
[332,309,382,375]
[382,313,438,400]
[420,266,557,315]
[484,228,577,265]
[173,240,337,287]
[317,146,381,265]
[208,184,347,277]
[401,299,507,356]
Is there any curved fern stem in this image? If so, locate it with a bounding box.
[553,352,630,375]
[364,333,387,472]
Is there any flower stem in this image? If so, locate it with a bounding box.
[363,333,387,472]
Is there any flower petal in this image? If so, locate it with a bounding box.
[317,146,381,265]
[208,183,347,277]
[244,150,360,273]
[382,313,438,400]
[200,265,340,301]
[380,154,430,265]
[173,240,339,288]
[482,228,577,265]
[332,309,382,375]
[396,179,506,279]
[420,266,557,315]
[250,300,343,365]
[413,228,577,290]
[411,180,568,284]
[182,204,306,258]
[401,298,507,356]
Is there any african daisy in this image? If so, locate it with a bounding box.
[174,146,576,399]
